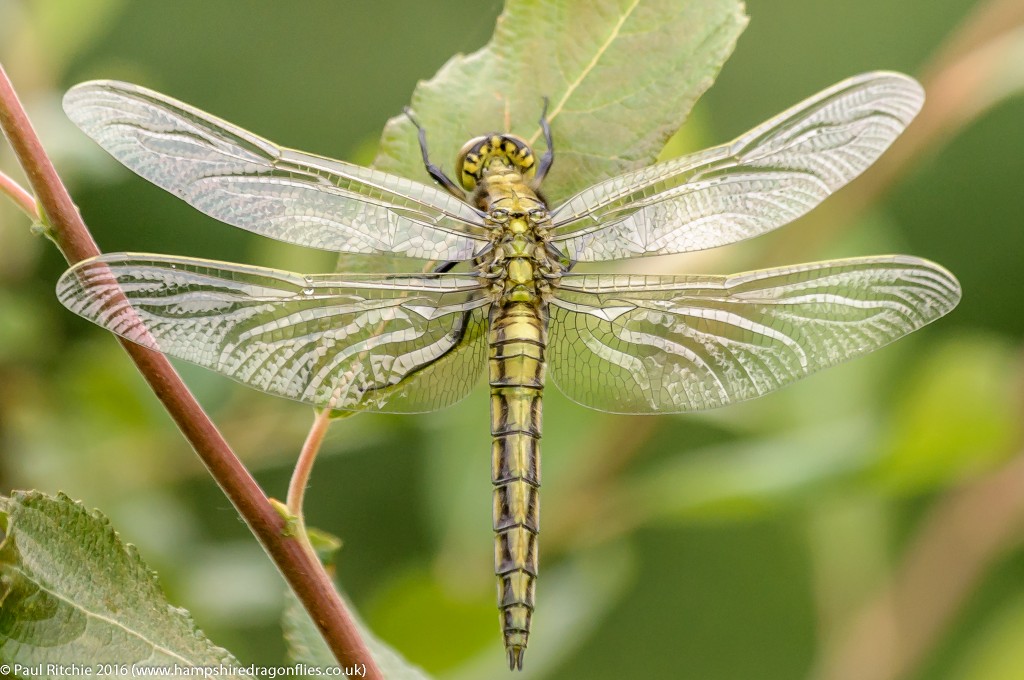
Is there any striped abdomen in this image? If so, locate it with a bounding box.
[489,301,545,670]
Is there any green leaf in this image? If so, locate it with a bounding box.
[871,334,1023,492]
[29,0,129,73]
[621,417,878,522]
[949,594,1024,680]
[374,0,748,204]
[304,528,344,567]
[0,492,239,672]
[282,592,433,679]
[361,567,496,671]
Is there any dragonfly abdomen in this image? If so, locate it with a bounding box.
[488,301,546,670]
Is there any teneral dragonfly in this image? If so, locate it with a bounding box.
[57,72,960,670]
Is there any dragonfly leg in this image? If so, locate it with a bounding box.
[535,97,554,183]
[404,107,465,199]
[545,241,573,271]
[433,240,495,274]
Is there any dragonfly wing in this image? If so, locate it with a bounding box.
[57,255,491,413]
[550,72,924,262]
[63,81,490,260]
[548,257,960,413]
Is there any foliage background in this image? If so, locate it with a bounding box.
[1,0,1022,678]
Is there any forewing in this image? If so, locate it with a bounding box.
[57,255,491,413]
[548,257,960,413]
[63,81,490,260]
[550,72,924,261]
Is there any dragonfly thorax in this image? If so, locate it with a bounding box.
[482,194,561,304]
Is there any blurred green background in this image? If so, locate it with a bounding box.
[1,0,1023,678]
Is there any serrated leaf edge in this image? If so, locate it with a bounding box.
[1,491,238,667]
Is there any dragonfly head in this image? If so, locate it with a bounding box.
[455,133,537,190]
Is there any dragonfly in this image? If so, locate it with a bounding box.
[57,71,960,670]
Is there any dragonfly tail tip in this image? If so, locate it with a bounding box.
[507,646,526,671]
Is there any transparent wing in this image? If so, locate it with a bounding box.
[57,255,492,413]
[550,72,924,262]
[63,81,490,260]
[548,256,960,413]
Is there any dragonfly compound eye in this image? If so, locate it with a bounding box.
[456,134,537,190]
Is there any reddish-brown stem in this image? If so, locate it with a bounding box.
[287,409,335,565]
[0,64,381,679]
[288,409,334,520]
[0,168,37,219]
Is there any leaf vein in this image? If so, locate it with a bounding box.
[5,564,199,667]
[529,0,643,145]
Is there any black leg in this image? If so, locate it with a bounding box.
[545,242,573,271]
[432,240,496,274]
[535,97,554,183]
[404,107,465,199]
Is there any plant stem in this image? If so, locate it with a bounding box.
[0,168,37,219]
[287,408,334,563]
[811,444,1024,680]
[288,409,334,518]
[0,64,382,680]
